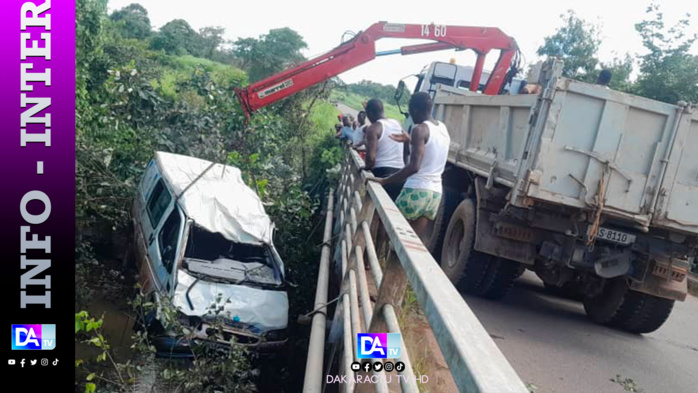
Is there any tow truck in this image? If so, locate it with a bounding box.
[233,22,695,334]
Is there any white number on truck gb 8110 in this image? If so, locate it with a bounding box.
[597,227,636,245]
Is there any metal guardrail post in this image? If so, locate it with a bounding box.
[303,192,335,393]
[343,292,355,392]
[367,246,407,334]
[310,146,526,393]
[383,304,419,393]
[346,148,528,393]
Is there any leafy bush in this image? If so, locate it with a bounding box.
[76,293,256,393]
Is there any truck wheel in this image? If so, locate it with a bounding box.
[422,188,459,262]
[583,278,675,334]
[440,199,523,299]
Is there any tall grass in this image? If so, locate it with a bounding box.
[150,54,247,99]
[330,90,406,122]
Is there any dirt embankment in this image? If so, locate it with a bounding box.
[399,295,459,393]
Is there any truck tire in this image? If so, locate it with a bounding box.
[422,188,459,262]
[440,198,523,299]
[583,278,675,334]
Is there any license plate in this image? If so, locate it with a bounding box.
[596,227,636,245]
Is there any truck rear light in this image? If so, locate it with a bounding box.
[652,259,688,282]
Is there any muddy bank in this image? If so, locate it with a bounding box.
[75,253,311,392]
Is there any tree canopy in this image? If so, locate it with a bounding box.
[537,4,698,104]
[633,3,698,103]
[343,79,409,107]
[537,10,600,82]
[150,19,199,55]
[233,27,307,82]
[109,3,151,39]
[197,26,226,59]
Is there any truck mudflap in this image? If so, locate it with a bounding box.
[474,178,536,264]
[630,256,689,302]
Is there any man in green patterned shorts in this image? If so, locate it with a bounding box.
[370,92,450,236]
[395,188,441,221]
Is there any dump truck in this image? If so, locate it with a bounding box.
[232,21,694,333]
[417,60,695,333]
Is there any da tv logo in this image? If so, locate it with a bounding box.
[357,333,401,359]
[11,324,56,350]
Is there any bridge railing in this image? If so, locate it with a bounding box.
[304,146,528,393]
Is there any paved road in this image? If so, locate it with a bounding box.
[464,272,698,393]
[335,102,359,118]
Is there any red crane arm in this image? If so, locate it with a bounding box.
[234,22,518,117]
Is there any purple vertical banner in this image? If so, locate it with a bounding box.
[0,0,75,387]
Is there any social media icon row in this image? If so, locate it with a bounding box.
[351,361,405,373]
[8,358,58,367]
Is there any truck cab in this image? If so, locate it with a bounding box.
[396,61,525,131]
[411,61,524,96]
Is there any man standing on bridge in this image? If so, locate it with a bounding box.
[352,110,368,159]
[371,92,450,236]
[335,115,355,141]
[362,99,405,201]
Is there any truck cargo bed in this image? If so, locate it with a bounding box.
[434,76,697,234]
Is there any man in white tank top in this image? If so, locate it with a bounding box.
[362,99,405,201]
[371,92,450,236]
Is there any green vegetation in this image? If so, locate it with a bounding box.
[330,90,406,121]
[344,79,411,107]
[538,3,698,102]
[109,3,151,40]
[330,78,412,121]
[76,293,255,393]
[537,10,600,82]
[633,3,698,103]
[233,27,308,83]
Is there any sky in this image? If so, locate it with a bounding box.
[108,0,698,87]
